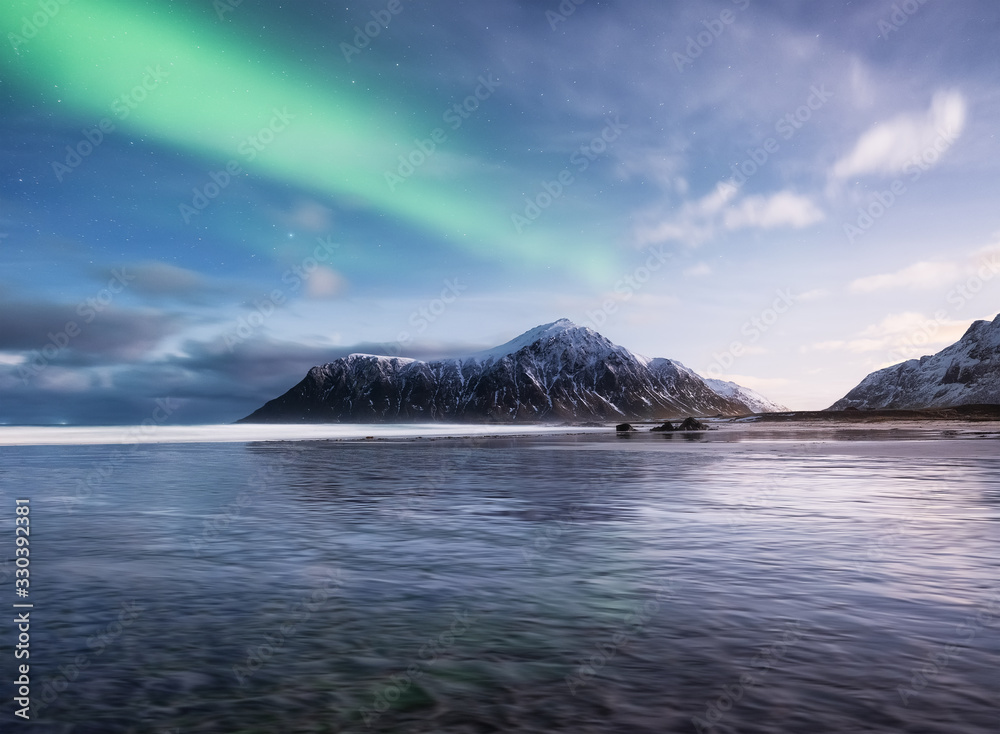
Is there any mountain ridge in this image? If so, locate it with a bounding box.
[829,313,1000,410]
[240,319,784,423]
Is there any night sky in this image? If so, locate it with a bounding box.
[2,0,999,424]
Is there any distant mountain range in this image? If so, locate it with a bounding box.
[830,313,1000,410]
[240,319,786,423]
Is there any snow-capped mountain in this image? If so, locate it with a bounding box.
[240,319,785,423]
[704,378,789,413]
[829,314,1000,410]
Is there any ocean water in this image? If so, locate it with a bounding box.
[2,429,999,733]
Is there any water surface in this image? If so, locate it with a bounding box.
[2,430,998,732]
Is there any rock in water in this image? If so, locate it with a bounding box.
[678,417,708,431]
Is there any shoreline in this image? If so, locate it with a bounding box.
[1,415,1000,447]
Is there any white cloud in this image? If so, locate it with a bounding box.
[282,200,336,232]
[34,368,92,392]
[831,90,966,180]
[806,312,975,361]
[634,187,823,246]
[614,144,686,190]
[804,337,885,354]
[128,261,205,296]
[805,340,845,352]
[683,262,712,277]
[847,57,876,109]
[972,240,1000,262]
[305,267,348,299]
[849,260,963,293]
[858,312,935,339]
[633,186,734,247]
[795,288,830,302]
[722,191,825,230]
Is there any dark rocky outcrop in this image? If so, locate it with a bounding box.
[650,417,708,432]
[678,417,709,431]
[830,314,1000,410]
[240,320,782,424]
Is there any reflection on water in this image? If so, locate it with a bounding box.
[2,432,999,733]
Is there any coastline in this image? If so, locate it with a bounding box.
[2,413,999,447]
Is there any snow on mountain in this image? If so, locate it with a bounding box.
[240,319,783,423]
[704,378,789,413]
[461,318,613,363]
[829,314,1000,410]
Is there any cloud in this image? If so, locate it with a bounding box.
[635,187,822,246]
[304,266,348,300]
[125,261,207,297]
[830,90,967,180]
[849,260,964,293]
[614,142,686,190]
[0,300,178,361]
[805,312,975,362]
[722,191,825,230]
[806,337,897,355]
[683,263,712,277]
[795,288,830,302]
[280,200,336,233]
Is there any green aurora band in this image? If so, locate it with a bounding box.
[1,0,617,278]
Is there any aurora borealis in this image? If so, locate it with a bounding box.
[2,0,1000,423]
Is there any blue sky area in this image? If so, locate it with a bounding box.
[1,0,999,423]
